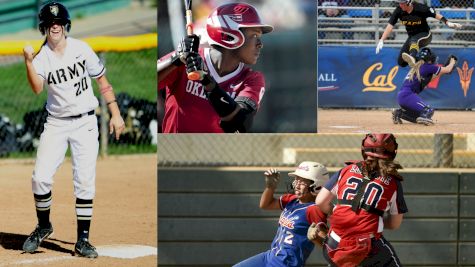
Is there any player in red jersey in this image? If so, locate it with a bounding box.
[314,134,408,267]
[157,2,273,133]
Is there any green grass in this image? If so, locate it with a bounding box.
[0,48,156,123]
[0,48,157,157]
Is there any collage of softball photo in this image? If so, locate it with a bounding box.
[1,0,475,266]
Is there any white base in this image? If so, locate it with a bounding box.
[96,244,157,259]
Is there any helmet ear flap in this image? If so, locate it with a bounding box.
[206,3,272,49]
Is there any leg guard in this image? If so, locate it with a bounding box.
[400,108,419,123]
[416,106,434,125]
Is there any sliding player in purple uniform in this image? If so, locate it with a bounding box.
[233,162,329,267]
[392,48,457,125]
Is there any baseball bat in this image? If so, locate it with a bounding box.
[184,0,204,81]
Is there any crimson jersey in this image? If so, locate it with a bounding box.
[158,47,266,133]
[324,162,408,239]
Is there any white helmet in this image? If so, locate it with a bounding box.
[288,161,329,192]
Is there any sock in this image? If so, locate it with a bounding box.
[76,198,93,241]
[34,192,52,228]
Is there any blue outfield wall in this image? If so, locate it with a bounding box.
[318,46,475,109]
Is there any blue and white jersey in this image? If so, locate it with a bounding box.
[266,194,327,267]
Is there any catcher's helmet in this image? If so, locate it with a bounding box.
[38,2,71,35]
[206,3,273,49]
[394,0,412,4]
[288,161,329,193]
[417,47,437,63]
[361,134,398,160]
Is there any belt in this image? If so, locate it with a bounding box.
[49,110,95,119]
[69,110,95,119]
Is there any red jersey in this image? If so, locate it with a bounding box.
[158,47,266,133]
[324,162,408,239]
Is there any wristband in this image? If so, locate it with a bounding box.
[440,16,448,24]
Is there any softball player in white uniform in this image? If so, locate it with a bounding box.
[22,2,125,258]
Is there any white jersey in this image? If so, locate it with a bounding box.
[33,37,105,117]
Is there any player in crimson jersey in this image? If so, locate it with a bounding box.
[315,134,408,267]
[157,2,273,133]
[233,162,329,267]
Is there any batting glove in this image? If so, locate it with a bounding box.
[446,22,462,29]
[185,53,208,77]
[375,40,384,54]
[264,168,280,190]
[171,34,200,66]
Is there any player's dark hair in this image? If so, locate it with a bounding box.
[31,38,48,61]
[363,158,404,181]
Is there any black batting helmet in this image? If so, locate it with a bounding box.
[417,47,437,63]
[38,2,71,35]
[361,133,398,160]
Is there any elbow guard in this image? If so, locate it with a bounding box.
[220,97,257,133]
[206,85,238,117]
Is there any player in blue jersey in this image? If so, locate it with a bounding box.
[233,161,329,267]
[392,47,457,125]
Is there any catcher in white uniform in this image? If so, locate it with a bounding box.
[22,1,125,258]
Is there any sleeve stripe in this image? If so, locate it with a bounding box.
[90,66,106,78]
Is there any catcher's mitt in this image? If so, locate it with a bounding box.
[307,222,328,247]
[444,54,458,74]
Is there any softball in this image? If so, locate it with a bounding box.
[23,45,34,54]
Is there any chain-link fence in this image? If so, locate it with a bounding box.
[157,133,475,168]
[318,0,475,47]
[0,40,156,158]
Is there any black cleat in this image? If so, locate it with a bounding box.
[22,224,54,253]
[392,109,403,124]
[75,238,98,258]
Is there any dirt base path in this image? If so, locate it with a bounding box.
[318,109,475,133]
[0,154,157,266]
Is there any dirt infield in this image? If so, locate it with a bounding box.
[318,109,475,133]
[0,154,157,267]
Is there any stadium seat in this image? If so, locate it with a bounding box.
[431,0,442,7]
[347,9,372,18]
[439,9,466,19]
